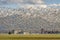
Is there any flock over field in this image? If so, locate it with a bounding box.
[0,7,60,34]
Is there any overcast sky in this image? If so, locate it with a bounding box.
[0,0,60,8]
[44,0,60,4]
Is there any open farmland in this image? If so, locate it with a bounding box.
[0,34,60,40]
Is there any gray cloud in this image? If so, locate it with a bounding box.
[8,0,45,4]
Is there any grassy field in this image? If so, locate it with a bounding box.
[0,34,60,40]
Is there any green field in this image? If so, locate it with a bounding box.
[0,34,60,40]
